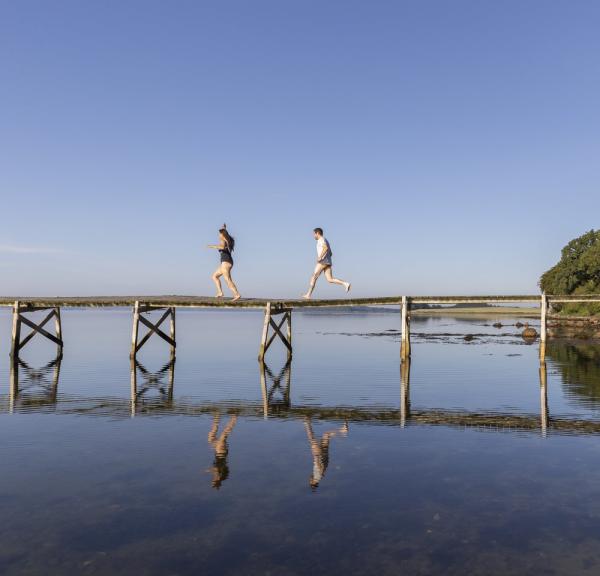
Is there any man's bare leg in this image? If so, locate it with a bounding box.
[324,267,351,292]
[302,263,326,299]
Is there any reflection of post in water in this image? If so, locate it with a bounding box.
[540,361,549,436]
[259,359,292,418]
[304,417,348,490]
[130,358,175,415]
[207,413,237,489]
[9,355,62,413]
[400,358,411,427]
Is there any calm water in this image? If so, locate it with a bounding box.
[2,308,600,575]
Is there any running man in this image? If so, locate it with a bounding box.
[302,227,351,299]
[304,417,349,490]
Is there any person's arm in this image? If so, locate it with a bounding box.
[317,241,329,262]
[207,241,226,250]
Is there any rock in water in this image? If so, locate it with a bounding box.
[522,325,538,339]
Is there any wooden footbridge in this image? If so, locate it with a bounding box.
[2,294,600,363]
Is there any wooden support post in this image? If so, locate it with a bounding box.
[131,301,140,359]
[54,307,63,357]
[10,301,64,358]
[131,303,176,359]
[539,360,548,436]
[258,303,272,361]
[258,304,293,362]
[286,311,292,360]
[401,296,411,361]
[400,357,411,427]
[10,301,21,359]
[170,307,176,361]
[540,293,547,361]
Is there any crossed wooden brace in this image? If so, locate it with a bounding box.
[131,302,176,358]
[258,303,292,361]
[10,301,63,358]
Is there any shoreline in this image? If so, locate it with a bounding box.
[412,306,540,318]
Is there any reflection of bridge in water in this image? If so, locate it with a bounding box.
[4,354,600,436]
[9,355,62,413]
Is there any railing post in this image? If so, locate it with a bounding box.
[401,296,411,361]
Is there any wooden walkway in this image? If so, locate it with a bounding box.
[2,294,600,363]
[2,294,599,308]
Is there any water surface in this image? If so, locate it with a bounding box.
[1,308,600,575]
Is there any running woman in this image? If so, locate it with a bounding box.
[302,227,351,299]
[207,224,241,301]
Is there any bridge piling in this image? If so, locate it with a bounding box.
[401,296,411,361]
[258,302,293,362]
[130,301,176,359]
[539,293,547,361]
[10,300,64,360]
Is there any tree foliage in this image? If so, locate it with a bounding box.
[540,230,600,315]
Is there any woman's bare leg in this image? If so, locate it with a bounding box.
[324,267,351,292]
[302,263,326,299]
[212,268,224,297]
[222,263,241,300]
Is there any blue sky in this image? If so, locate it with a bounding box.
[1,0,599,297]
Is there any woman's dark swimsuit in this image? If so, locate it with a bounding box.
[219,247,233,265]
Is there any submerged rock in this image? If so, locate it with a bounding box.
[493,322,503,328]
[464,334,475,341]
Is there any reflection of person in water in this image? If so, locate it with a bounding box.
[207,414,237,489]
[304,418,348,490]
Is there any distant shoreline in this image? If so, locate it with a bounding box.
[300,305,541,318]
[412,306,540,318]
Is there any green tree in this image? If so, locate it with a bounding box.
[540,230,600,315]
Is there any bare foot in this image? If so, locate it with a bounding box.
[302,293,311,300]
[345,282,351,293]
[231,294,241,302]
[215,293,224,298]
